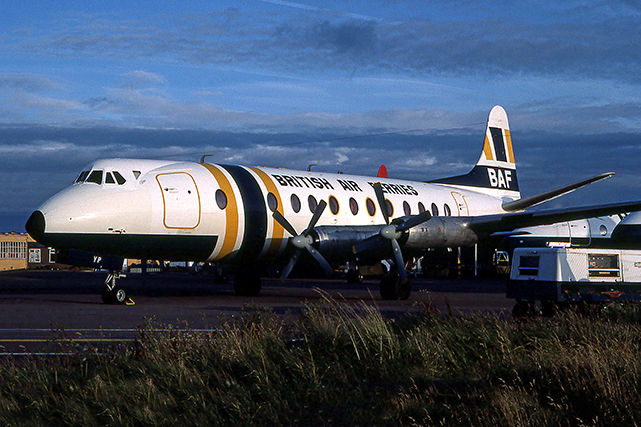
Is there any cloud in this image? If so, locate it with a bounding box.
[0,73,61,92]
[4,6,640,84]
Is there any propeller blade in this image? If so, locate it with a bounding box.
[305,245,333,276]
[272,210,298,237]
[390,238,408,283]
[396,211,432,232]
[373,183,390,225]
[353,234,386,255]
[304,199,327,236]
[280,249,301,281]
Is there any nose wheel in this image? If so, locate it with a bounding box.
[102,272,128,304]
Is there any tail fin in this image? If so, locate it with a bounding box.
[430,105,520,200]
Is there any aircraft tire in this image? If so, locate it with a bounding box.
[380,274,398,300]
[396,280,411,300]
[102,285,127,305]
[234,272,262,297]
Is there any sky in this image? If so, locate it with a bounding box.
[1,0,641,232]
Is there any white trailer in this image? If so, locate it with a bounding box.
[508,247,641,316]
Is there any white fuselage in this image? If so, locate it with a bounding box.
[31,158,509,263]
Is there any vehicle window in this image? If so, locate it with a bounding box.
[105,172,116,184]
[385,200,394,218]
[74,170,89,184]
[291,194,301,213]
[366,197,376,216]
[133,171,141,180]
[431,203,439,216]
[113,171,126,185]
[215,189,228,210]
[349,197,358,215]
[267,192,278,212]
[444,204,451,216]
[403,201,411,216]
[308,195,318,213]
[329,196,339,215]
[418,202,426,213]
[86,170,103,185]
[518,256,539,276]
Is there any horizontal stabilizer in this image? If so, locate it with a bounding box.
[501,172,614,212]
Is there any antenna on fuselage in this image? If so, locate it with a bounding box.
[307,164,317,171]
[200,154,213,164]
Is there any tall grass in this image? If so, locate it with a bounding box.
[2,296,641,425]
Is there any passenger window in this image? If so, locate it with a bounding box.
[267,192,278,212]
[366,197,376,216]
[444,204,451,216]
[291,194,301,213]
[403,201,411,216]
[215,189,228,210]
[418,202,426,214]
[329,196,339,215]
[349,197,358,215]
[385,200,394,218]
[308,195,318,213]
[113,171,126,185]
[105,172,116,184]
[86,170,103,185]
[431,203,439,216]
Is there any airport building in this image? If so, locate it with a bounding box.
[0,232,56,271]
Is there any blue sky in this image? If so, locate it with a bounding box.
[1,0,641,231]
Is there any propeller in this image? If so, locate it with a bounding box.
[353,183,431,282]
[272,199,333,281]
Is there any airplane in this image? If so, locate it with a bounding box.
[25,106,641,304]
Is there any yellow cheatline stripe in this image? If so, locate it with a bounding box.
[249,166,285,257]
[483,134,494,161]
[201,164,240,260]
[505,129,515,164]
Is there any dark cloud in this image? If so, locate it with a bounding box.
[5,7,641,83]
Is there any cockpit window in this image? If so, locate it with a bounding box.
[86,170,104,185]
[105,172,116,184]
[113,171,126,185]
[74,170,90,184]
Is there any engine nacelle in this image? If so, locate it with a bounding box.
[311,225,382,260]
[404,217,478,251]
[611,212,641,249]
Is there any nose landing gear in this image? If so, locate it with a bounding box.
[102,272,130,304]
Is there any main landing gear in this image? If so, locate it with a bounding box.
[379,271,411,300]
[102,272,128,304]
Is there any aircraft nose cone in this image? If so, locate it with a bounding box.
[26,210,46,242]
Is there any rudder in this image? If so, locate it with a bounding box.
[430,105,520,200]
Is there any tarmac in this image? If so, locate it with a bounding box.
[0,270,513,355]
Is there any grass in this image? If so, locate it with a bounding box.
[2,294,641,425]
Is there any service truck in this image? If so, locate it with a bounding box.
[508,247,641,317]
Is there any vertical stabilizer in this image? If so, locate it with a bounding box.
[430,105,520,200]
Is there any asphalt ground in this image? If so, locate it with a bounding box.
[0,270,513,355]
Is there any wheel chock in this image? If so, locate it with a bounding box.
[125,298,136,306]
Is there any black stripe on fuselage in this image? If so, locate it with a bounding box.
[37,233,218,261]
[220,165,267,263]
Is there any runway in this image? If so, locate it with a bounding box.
[0,270,512,354]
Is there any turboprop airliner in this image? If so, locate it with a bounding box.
[25,106,641,303]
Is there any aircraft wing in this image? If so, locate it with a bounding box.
[468,200,641,235]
